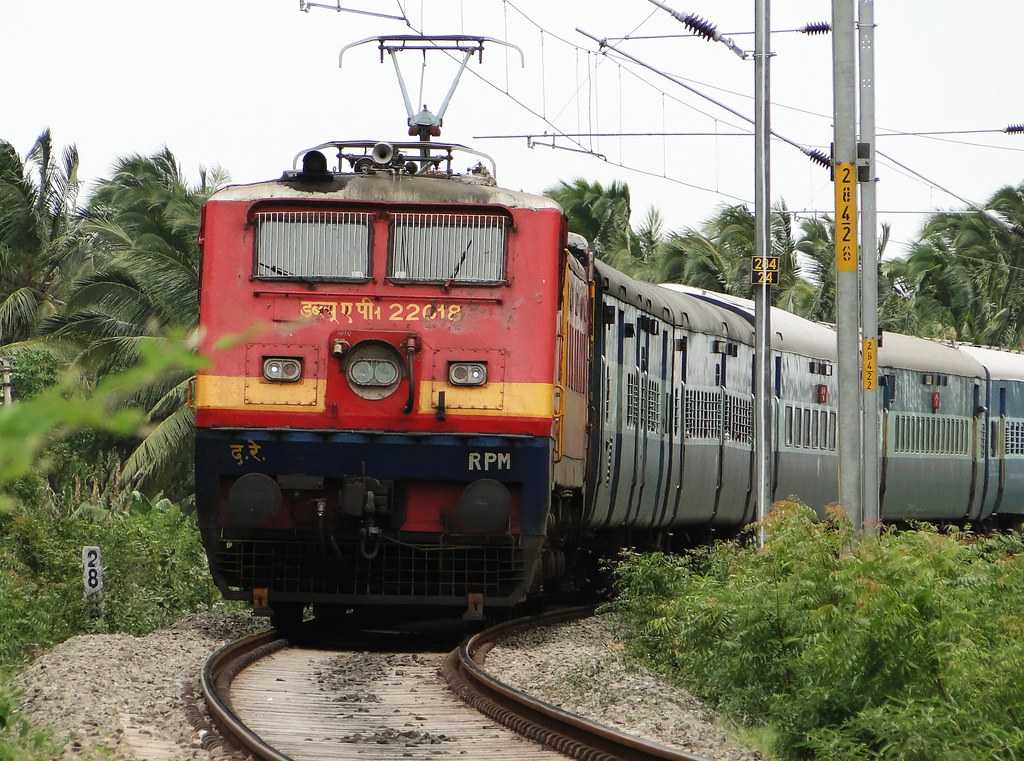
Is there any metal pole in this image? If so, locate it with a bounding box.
[832,0,863,527]
[753,0,772,545]
[858,0,879,534]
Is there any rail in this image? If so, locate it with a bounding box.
[203,608,714,761]
[444,605,713,761]
[200,629,293,761]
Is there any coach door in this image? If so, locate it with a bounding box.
[715,342,754,526]
[553,254,590,489]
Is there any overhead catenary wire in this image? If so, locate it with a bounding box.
[577,30,831,168]
[319,1,1013,242]
[650,66,1024,154]
[396,0,1018,213]
[646,0,748,59]
[389,3,750,205]
[473,131,754,138]
[579,27,1019,218]
[505,0,753,134]
[603,22,832,41]
[880,126,1024,136]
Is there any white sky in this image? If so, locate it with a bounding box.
[4,1,1023,257]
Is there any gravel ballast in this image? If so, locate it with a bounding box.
[486,615,764,761]
[12,611,261,761]
[13,610,763,761]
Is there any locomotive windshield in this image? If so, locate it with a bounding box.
[254,210,372,281]
[388,212,506,284]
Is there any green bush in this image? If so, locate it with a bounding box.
[0,488,218,666]
[0,339,211,759]
[0,348,58,403]
[0,685,57,761]
[611,502,1024,761]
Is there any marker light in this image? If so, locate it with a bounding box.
[263,357,302,383]
[449,362,487,386]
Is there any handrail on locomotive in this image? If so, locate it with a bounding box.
[289,140,498,179]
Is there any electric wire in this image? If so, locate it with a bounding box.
[652,67,1024,154]
[605,26,831,40]
[881,128,1023,136]
[370,3,1011,222]
[392,3,748,204]
[474,131,754,138]
[502,2,752,140]
[579,30,830,166]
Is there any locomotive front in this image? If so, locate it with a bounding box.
[194,142,566,623]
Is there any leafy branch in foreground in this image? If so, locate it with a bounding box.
[0,337,204,495]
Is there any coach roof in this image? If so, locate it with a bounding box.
[942,343,1024,381]
[879,332,985,377]
[595,261,753,342]
[208,174,562,211]
[659,284,836,360]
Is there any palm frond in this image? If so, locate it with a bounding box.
[119,404,195,492]
[0,286,40,343]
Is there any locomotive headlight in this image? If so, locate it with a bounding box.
[263,357,303,383]
[449,361,487,386]
[350,360,375,386]
[343,341,404,400]
[373,360,399,385]
[348,358,400,387]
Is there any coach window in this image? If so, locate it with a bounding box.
[254,210,372,281]
[785,406,793,446]
[388,212,507,284]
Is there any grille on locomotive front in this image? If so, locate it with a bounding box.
[254,210,373,282]
[214,538,527,599]
[388,212,507,283]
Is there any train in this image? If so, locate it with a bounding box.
[193,137,1024,626]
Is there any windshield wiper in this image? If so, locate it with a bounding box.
[258,262,317,289]
[444,239,474,288]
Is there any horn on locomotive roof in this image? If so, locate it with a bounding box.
[371,141,394,165]
[337,35,525,143]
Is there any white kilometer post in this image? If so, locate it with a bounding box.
[82,545,103,596]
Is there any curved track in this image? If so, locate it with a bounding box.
[202,610,713,761]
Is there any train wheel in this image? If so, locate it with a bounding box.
[270,603,305,635]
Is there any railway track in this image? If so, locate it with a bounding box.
[201,608,712,761]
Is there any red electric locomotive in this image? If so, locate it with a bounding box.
[194,139,591,624]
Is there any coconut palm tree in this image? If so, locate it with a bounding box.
[891,183,1024,346]
[0,130,86,344]
[545,178,633,262]
[659,203,813,312]
[42,148,226,492]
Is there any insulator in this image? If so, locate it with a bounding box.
[806,148,831,169]
[800,21,831,35]
[682,13,718,41]
[1006,123,1024,134]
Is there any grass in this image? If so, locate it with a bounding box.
[0,340,215,760]
[0,484,222,760]
[610,501,1024,761]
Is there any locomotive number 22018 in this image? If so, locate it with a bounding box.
[387,303,461,321]
[298,300,462,324]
